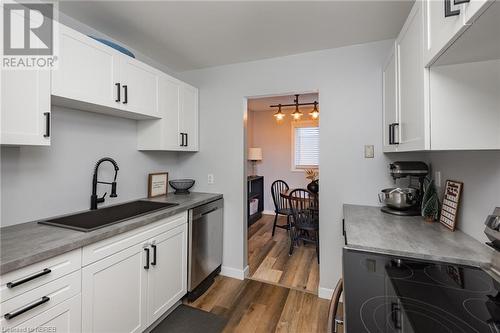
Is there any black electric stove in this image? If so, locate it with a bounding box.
[343,248,500,333]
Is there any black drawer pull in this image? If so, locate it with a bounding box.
[4,296,50,320]
[43,112,50,138]
[144,247,150,270]
[151,244,157,266]
[115,83,121,102]
[7,268,51,289]
[454,0,470,4]
[185,133,188,147]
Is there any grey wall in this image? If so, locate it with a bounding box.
[176,39,424,293]
[1,107,179,226]
[248,109,313,212]
[427,151,500,242]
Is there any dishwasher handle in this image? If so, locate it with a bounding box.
[191,199,223,220]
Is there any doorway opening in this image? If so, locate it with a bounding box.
[245,92,320,294]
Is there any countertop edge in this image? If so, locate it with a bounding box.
[343,244,492,268]
[1,193,223,275]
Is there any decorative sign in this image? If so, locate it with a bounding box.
[148,172,168,198]
[439,180,463,231]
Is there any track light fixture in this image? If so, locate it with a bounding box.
[270,94,319,122]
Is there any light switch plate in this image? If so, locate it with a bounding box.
[208,174,215,184]
[364,145,374,158]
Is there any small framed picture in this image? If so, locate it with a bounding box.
[148,172,168,198]
[439,180,463,231]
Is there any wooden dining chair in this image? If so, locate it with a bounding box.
[270,180,292,237]
[288,188,319,262]
[327,278,344,333]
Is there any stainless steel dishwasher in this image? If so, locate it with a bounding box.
[187,198,223,301]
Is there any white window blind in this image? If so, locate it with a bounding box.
[294,126,319,168]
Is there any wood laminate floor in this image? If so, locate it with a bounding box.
[248,215,319,294]
[187,276,331,333]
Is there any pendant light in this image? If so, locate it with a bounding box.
[273,104,285,121]
[309,101,319,119]
[291,102,303,120]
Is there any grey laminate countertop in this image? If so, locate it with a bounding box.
[343,204,497,271]
[0,192,222,275]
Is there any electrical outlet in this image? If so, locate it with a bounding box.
[435,171,441,187]
[208,174,215,184]
[364,145,375,158]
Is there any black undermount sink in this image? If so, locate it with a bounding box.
[38,200,178,232]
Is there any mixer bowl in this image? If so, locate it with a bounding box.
[379,187,419,210]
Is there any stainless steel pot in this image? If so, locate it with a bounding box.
[378,187,419,210]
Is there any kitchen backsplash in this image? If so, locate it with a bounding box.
[0,107,180,227]
[427,150,500,242]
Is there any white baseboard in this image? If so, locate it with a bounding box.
[318,286,334,300]
[221,265,249,280]
[262,210,275,215]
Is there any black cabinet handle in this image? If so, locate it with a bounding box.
[144,248,150,270]
[4,296,50,320]
[185,133,188,147]
[454,0,470,4]
[389,123,399,145]
[389,124,394,145]
[393,123,399,144]
[43,112,50,138]
[7,268,51,289]
[151,244,157,266]
[180,133,184,147]
[445,0,460,17]
[123,85,128,104]
[115,83,121,102]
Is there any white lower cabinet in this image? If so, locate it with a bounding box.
[147,224,188,324]
[82,242,148,333]
[82,221,188,333]
[13,295,82,333]
[0,271,81,332]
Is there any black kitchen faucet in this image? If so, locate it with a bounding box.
[90,157,119,210]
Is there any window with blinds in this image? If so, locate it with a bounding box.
[293,124,319,169]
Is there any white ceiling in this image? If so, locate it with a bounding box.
[59,1,414,72]
[248,93,318,112]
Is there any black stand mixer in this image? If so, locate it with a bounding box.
[379,161,429,216]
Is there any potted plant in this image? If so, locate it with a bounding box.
[305,169,319,194]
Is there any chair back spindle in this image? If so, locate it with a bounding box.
[271,180,289,213]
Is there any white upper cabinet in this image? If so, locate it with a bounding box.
[119,57,160,118]
[137,77,199,152]
[1,69,51,146]
[52,24,161,120]
[382,43,399,153]
[424,0,467,66]
[0,5,51,146]
[52,25,120,112]
[180,83,199,151]
[395,1,430,151]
